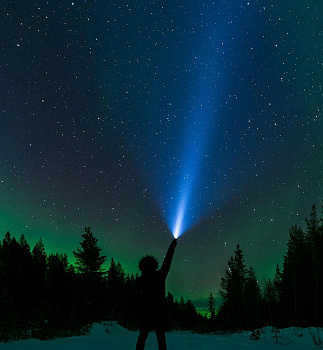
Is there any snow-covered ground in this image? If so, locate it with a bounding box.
[0,322,322,349]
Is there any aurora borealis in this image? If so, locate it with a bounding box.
[1,0,322,307]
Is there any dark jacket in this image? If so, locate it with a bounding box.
[134,241,176,329]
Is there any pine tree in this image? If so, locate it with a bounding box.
[305,205,322,326]
[243,267,261,329]
[17,235,34,320]
[208,293,216,321]
[263,278,275,325]
[182,299,198,330]
[318,206,323,325]
[45,252,77,328]
[263,266,283,327]
[32,238,47,319]
[219,244,247,330]
[107,258,125,287]
[273,264,283,301]
[282,225,311,325]
[272,264,283,326]
[305,204,320,247]
[106,258,126,318]
[73,228,107,322]
[73,227,106,276]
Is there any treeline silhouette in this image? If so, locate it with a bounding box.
[215,204,323,331]
[0,204,322,341]
[0,227,203,341]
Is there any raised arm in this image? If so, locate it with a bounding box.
[160,238,177,278]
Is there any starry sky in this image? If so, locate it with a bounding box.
[1,0,322,308]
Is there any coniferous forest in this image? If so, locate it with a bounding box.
[1,204,323,341]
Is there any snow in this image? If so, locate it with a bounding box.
[0,322,321,349]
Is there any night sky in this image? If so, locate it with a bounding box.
[1,0,322,307]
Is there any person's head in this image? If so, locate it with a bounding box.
[138,255,158,274]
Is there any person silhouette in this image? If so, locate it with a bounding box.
[134,238,177,350]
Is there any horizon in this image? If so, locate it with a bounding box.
[0,204,316,308]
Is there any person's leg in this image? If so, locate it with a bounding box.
[136,329,149,350]
[156,329,167,350]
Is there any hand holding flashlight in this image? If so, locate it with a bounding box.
[171,238,177,248]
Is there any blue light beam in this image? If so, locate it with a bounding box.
[163,1,237,238]
[115,2,242,238]
[165,101,213,239]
